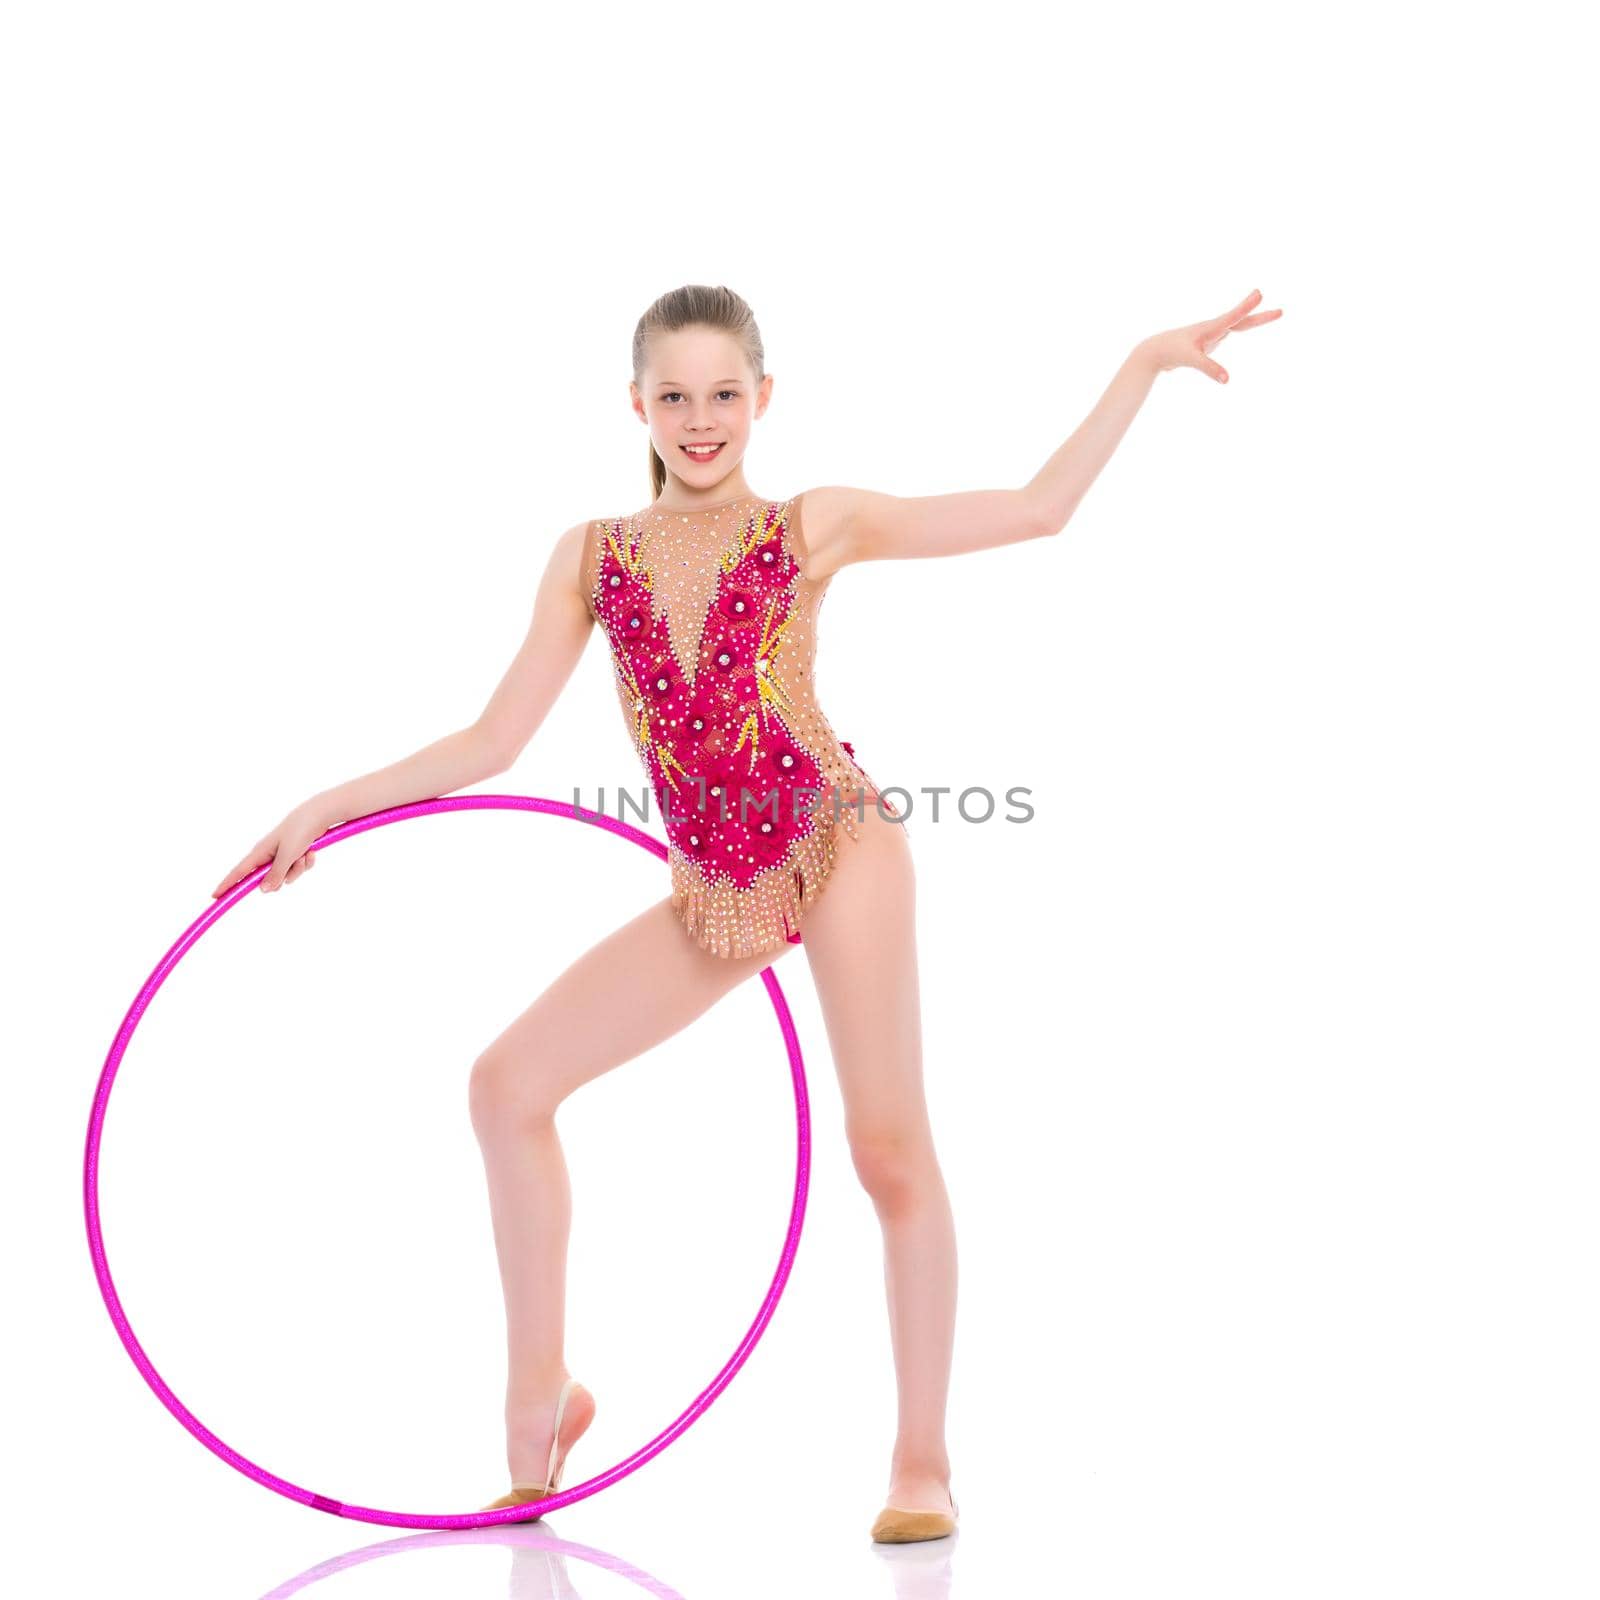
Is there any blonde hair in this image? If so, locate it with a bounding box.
[633,285,766,500]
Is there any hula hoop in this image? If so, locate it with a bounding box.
[83,794,813,1528]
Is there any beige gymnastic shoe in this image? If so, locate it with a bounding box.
[870,1483,960,1543]
[480,1377,592,1518]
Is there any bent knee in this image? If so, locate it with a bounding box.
[468,1043,563,1133]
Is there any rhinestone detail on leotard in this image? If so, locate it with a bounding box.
[582,492,891,959]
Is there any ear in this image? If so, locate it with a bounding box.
[754,371,774,419]
[629,382,647,424]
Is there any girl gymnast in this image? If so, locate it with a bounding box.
[212,282,1280,1542]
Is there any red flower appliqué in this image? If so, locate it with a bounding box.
[664,748,800,882]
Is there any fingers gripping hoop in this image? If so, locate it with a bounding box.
[82,794,814,1529]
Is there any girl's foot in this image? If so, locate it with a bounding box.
[884,1468,955,1514]
[504,1375,596,1492]
[872,1464,958,1543]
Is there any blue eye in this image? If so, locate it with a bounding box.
[661,390,739,402]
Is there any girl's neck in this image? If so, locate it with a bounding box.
[647,476,762,514]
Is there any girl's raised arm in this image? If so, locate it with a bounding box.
[211,520,595,898]
[798,289,1280,580]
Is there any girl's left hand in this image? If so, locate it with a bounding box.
[1136,288,1282,384]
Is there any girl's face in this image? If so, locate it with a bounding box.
[632,327,772,495]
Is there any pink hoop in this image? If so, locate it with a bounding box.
[83,794,812,1528]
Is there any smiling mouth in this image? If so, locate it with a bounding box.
[681,443,725,458]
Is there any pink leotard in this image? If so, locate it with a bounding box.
[580,491,894,959]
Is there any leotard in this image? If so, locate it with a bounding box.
[580,491,893,959]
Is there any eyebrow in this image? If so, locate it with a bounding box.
[654,378,745,386]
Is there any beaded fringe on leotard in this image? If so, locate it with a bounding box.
[670,800,856,960]
[670,746,891,960]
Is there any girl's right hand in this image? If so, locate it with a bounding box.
[212,803,335,899]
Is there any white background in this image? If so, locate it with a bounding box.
[4,3,1596,1597]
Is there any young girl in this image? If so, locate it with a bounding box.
[212,282,1280,1543]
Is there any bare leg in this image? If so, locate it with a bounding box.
[469,893,796,1488]
[798,800,957,1515]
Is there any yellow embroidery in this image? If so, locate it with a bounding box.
[729,711,763,774]
[753,597,797,725]
[654,743,692,794]
[605,519,652,589]
[611,653,653,755]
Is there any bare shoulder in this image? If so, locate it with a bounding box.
[550,517,592,570]
[546,518,601,610]
[790,485,880,583]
